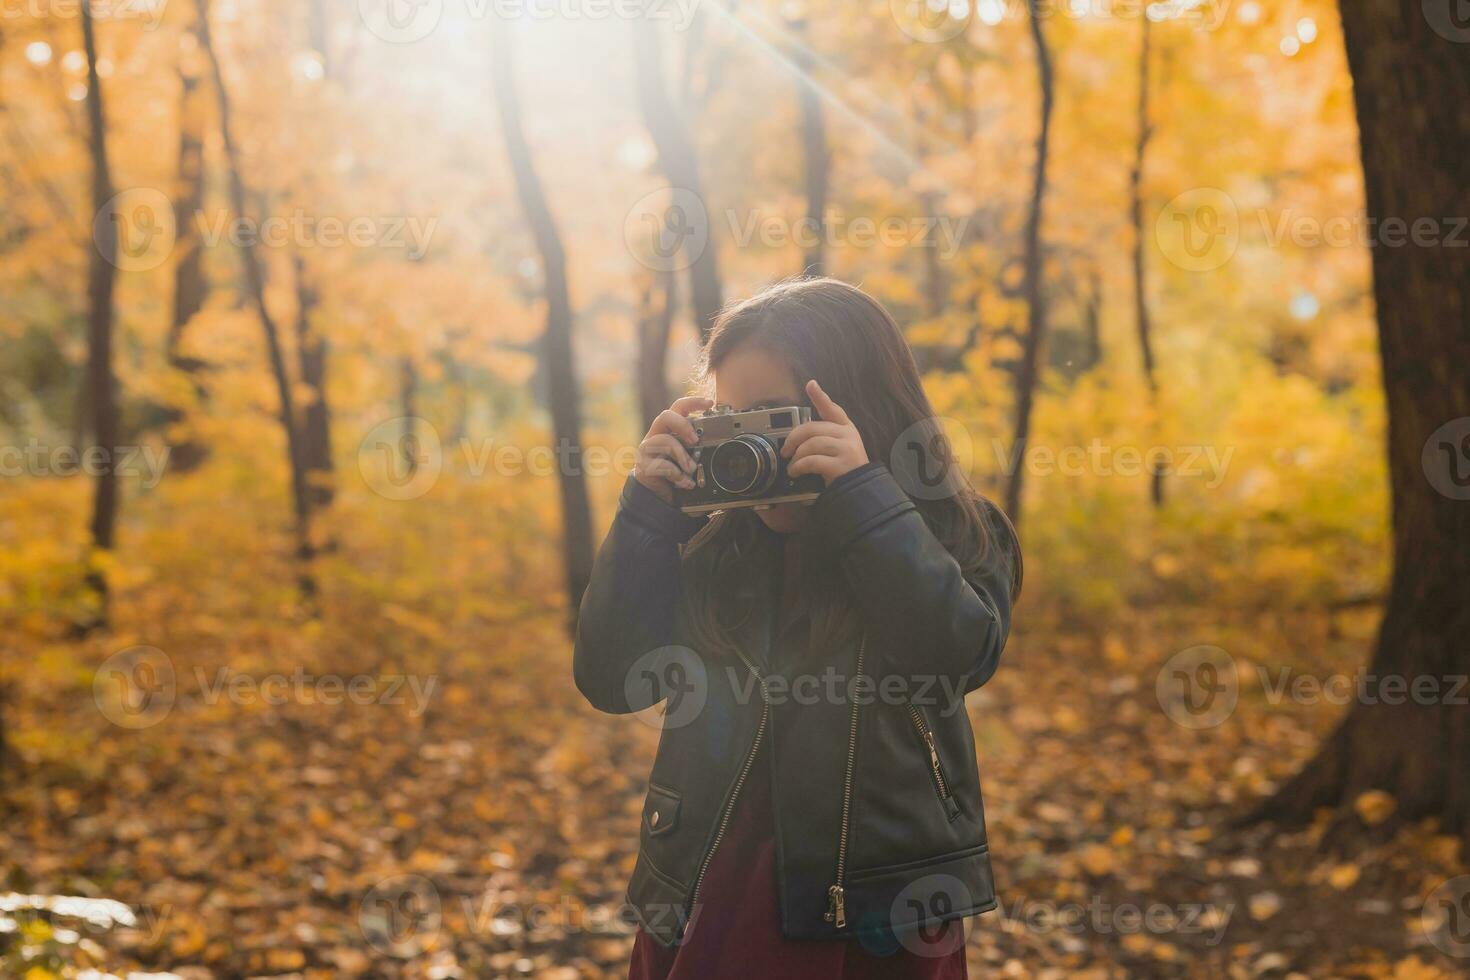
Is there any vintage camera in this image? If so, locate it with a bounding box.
[674,405,826,515]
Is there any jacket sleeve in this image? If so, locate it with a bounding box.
[573,476,707,714]
[808,462,1020,697]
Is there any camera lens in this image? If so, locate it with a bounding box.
[708,435,778,496]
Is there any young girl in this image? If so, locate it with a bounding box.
[575,278,1022,979]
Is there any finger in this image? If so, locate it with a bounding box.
[671,395,714,417]
[781,421,849,458]
[638,457,693,489]
[790,436,845,462]
[806,379,850,426]
[650,408,700,445]
[787,454,837,481]
[641,433,695,474]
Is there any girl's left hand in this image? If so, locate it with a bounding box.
[782,379,869,485]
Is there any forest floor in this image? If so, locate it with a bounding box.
[4,585,1466,979]
[0,474,1461,980]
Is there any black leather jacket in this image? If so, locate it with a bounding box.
[574,462,1020,948]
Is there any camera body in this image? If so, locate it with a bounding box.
[674,405,825,515]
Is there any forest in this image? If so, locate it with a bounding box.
[1,0,1468,976]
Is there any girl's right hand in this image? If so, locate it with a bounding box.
[634,396,713,503]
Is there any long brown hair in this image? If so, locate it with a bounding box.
[682,277,1020,662]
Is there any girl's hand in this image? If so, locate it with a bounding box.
[634,395,714,503]
[782,380,869,485]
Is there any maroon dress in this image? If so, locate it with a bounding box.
[628,540,969,980]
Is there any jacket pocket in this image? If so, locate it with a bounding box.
[905,704,962,822]
[644,783,681,837]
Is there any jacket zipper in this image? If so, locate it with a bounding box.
[824,636,866,930]
[688,649,768,921]
[906,703,962,820]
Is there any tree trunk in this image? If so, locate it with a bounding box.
[293,252,334,510]
[295,0,335,510]
[1127,16,1164,507]
[443,347,469,445]
[163,3,210,473]
[80,2,118,624]
[399,356,419,478]
[1128,16,1155,392]
[636,266,676,428]
[1004,0,1054,530]
[913,96,947,324]
[1253,0,1470,844]
[632,12,722,343]
[791,17,828,277]
[198,0,316,594]
[492,18,595,628]
[1082,265,1103,371]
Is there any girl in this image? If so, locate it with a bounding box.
[575,278,1022,979]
